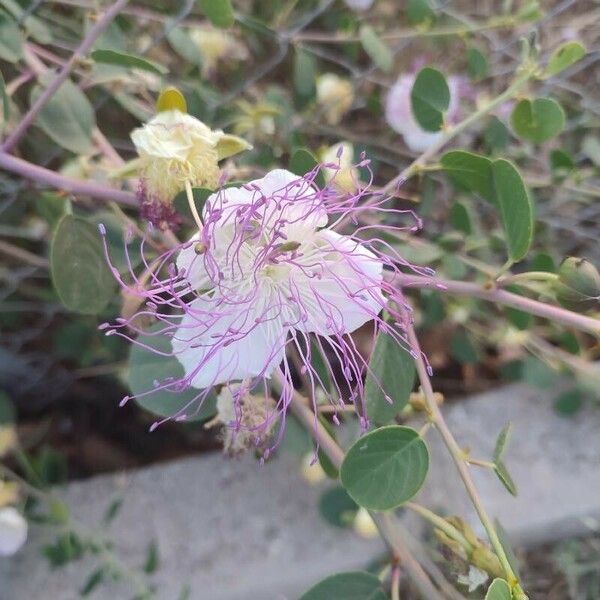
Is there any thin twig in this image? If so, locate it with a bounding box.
[2,0,130,152]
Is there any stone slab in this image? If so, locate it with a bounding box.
[2,383,599,599]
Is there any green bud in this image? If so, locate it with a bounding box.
[555,257,600,312]
[278,241,302,253]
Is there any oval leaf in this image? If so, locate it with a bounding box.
[491,159,534,262]
[485,578,511,600]
[50,215,115,314]
[410,67,450,132]
[198,0,234,28]
[128,326,217,422]
[441,150,494,202]
[0,14,23,63]
[340,426,429,510]
[510,98,565,143]
[91,49,167,75]
[32,76,95,154]
[293,48,317,99]
[300,571,386,600]
[546,41,586,77]
[289,148,326,188]
[359,25,393,73]
[365,330,415,425]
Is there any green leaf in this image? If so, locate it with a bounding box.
[173,186,213,220]
[0,69,9,121]
[483,116,510,154]
[309,337,332,393]
[340,426,429,511]
[440,151,495,201]
[450,329,480,364]
[91,49,168,75]
[359,25,393,73]
[80,568,105,597]
[289,148,325,188]
[294,48,317,99]
[32,76,95,154]
[410,67,450,132]
[494,460,517,496]
[128,325,217,422]
[319,486,358,528]
[491,159,533,262]
[546,41,586,77]
[493,422,512,463]
[510,98,565,143]
[494,519,520,578]
[0,13,23,63]
[485,578,511,600]
[449,202,472,235]
[549,149,574,176]
[50,215,115,314]
[467,47,488,81]
[143,540,159,573]
[554,389,583,416]
[34,192,71,229]
[198,0,234,28]
[299,571,387,600]
[365,330,415,425]
[407,0,435,24]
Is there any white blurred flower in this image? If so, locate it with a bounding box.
[344,0,375,10]
[321,142,359,193]
[317,74,354,125]
[0,507,27,556]
[189,26,247,77]
[353,507,378,538]
[385,74,461,152]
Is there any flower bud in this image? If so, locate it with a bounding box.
[316,74,354,125]
[555,257,600,312]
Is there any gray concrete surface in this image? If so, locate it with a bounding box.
[2,383,599,599]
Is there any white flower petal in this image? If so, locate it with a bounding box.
[171,295,288,388]
[291,229,385,335]
[0,507,28,556]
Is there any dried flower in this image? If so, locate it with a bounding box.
[102,159,429,455]
[317,74,354,125]
[0,506,27,556]
[130,110,251,228]
[385,74,462,152]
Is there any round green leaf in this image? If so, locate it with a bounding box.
[546,41,586,77]
[50,215,115,314]
[32,76,95,154]
[128,326,217,422]
[91,49,168,75]
[510,98,565,143]
[299,571,387,600]
[198,0,234,28]
[365,330,415,425]
[491,159,533,262]
[293,48,317,99]
[340,426,429,511]
[485,578,511,600]
[410,67,450,132]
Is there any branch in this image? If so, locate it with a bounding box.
[1,0,130,152]
[400,301,526,598]
[388,272,600,336]
[0,151,137,207]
